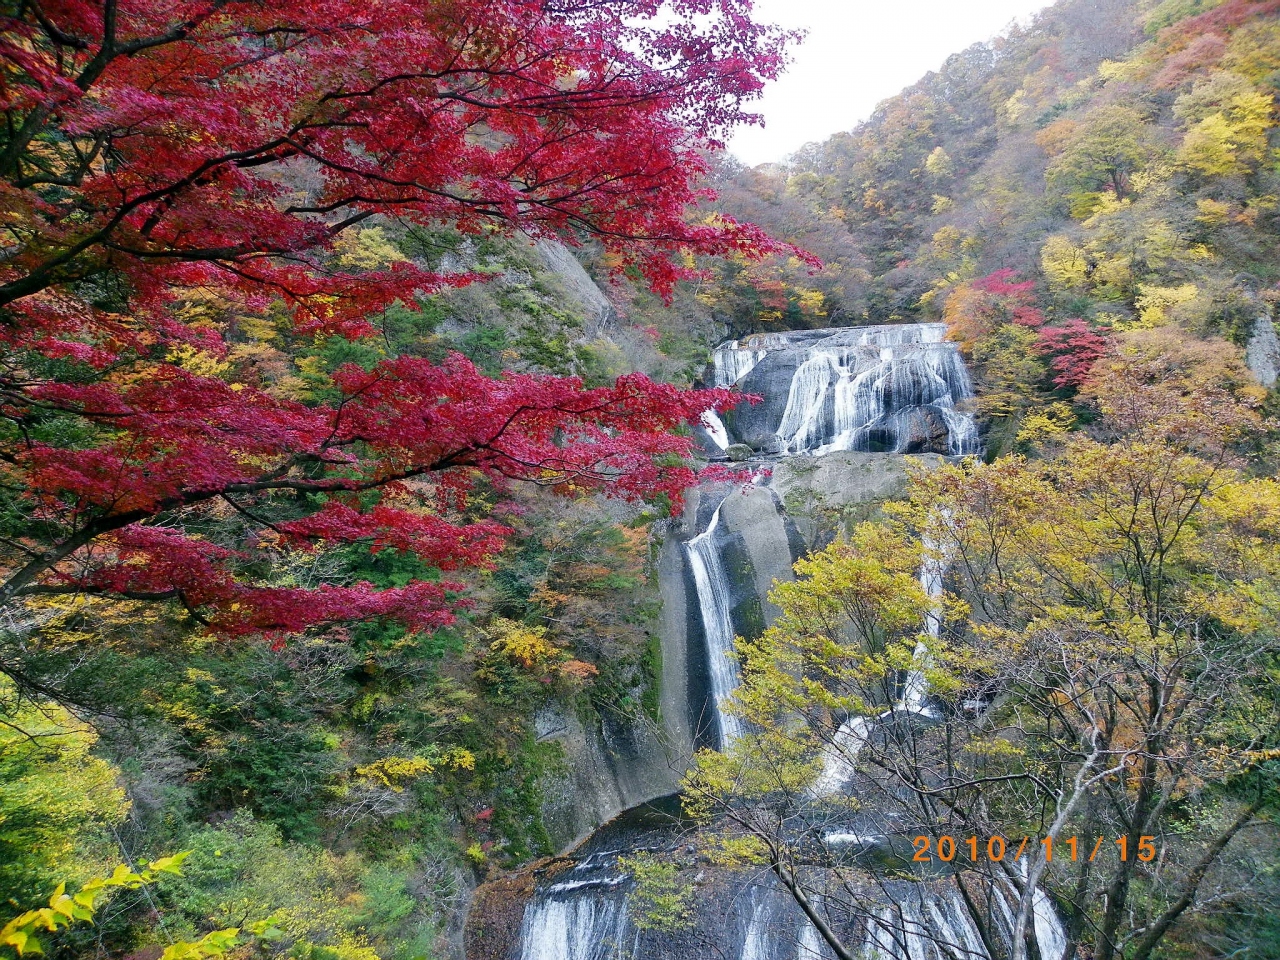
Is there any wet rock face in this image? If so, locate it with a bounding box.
[1246,313,1280,387]
[533,704,680,853]
[470,799,1067,960]
[711,324,980,458]
[897,406,951,453]
[723,346,812,449]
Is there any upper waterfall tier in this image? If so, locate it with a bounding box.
[709,323,980,457]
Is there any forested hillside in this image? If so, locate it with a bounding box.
[3,1,1279,960]
[668,4,1280,956]
[704,0,1280,449]
[0,0,787,957]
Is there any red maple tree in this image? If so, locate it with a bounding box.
[1034,317,1111,389]
[0,0,792,637]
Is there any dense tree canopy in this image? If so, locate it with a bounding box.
[683,332,1280,960]
[0,0,793,640]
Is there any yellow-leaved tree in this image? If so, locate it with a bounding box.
[683,330,1280,960]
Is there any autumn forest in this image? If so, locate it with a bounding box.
[1,1,1279,960]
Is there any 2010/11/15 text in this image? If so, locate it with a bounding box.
[911,835,1160,863]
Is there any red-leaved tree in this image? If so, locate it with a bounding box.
[0,0,793,638]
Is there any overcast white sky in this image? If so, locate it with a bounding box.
[726,0,1053,166]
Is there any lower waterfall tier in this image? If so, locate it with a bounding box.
[468,796,1067,960]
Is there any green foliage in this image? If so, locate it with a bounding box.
[163,652,345,841]
[1144,0,1223,33]
[0,855,272,960]
[157,816,386,960]
[617,854,694,932]
[0,692,130,908]
[639,632,663,722]
[1045,105,1163,201]
[457,324,509,374]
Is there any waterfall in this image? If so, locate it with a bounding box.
[741,897,772,960]
[998,870,1069,960]
[684,502,746,747]
[504,322,1075,960]
[518,854,635,960]
[810,716,874,797]
[802,516,1070,960]
[774,326,980,456]
[776,351,842,453]
[713,341,770,387]
[519,897,631,960]
[797,922,827,960]
[1032,887,1069,960]
[710,323,980,457]
[702,409,731,450]
[927,897,987,960]
[901,532,945,715]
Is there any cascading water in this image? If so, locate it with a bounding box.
[701,409,731,450]
[694,323,977,757]
[517,854,634,960]
[683,501,745,748]
[711,323,980,458]
[503,323,1073,960]
[741,896,773,960]
[901,531,945,715]
[713,345,768,388]
[712,333,781,388]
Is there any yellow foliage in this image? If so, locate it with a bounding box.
[1223,18,1280,81]
[698,832,771,868]
[0,683,130,903]
[1040,235,1088,290]
[796,288,827,317]
[1067,190,1107,219]
[1016,402,1078,448]
[0,856,222,958]
[1174,73,1273,177]
[1179,113,1252,177]
[1196,198,1232,225]
[1097,58,1145,83]
[165,344,232,379]
[923,146,954,179]
[487,618,561,669]
[929,226,967,261]
[237,314,284,344]
[1002,88,1028,125]
[1132,283,1199,328]
[330,227,406,270]
[353,748,476,790]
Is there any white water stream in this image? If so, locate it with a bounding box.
[701,409,731,450]
[683,501,746,747]
[712,324,980,457]
[516,323,1066,960]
